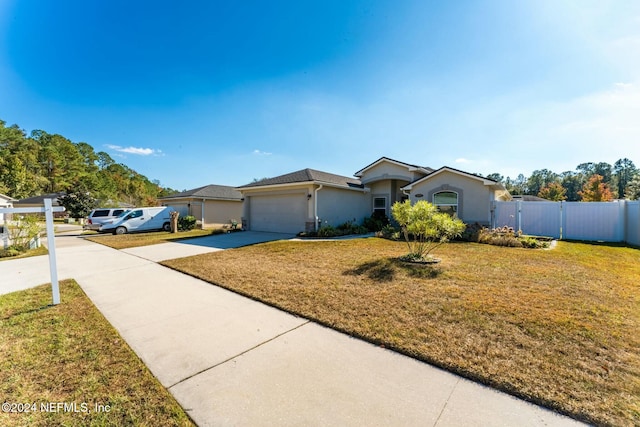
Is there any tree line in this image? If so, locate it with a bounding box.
[3,117,638,207]
[486,159,639,201]
[0,119,178,206]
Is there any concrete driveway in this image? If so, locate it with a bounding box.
[121,231,295,262]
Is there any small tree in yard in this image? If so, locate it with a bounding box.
[391,200,466,262]
[58,189,97,219]
[7,215,42,252]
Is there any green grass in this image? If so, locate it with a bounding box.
[0,280,194,427]
[163,238,640,426]
[85,228,225,249]
[0,245,48,262]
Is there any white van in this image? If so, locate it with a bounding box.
[99,206,175,235]
[84,208,130,231]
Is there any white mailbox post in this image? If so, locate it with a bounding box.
[0,199,65,304]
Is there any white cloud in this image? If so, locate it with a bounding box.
[253,149,272,156]
[106,144,161,156]
[455,158,472,164]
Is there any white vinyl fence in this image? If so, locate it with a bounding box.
[492,200,640,245]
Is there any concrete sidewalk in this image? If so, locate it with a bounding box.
[0,234,586,426]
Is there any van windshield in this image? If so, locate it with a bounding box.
[116,210,130,218]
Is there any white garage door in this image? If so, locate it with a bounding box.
[249,194,307,233]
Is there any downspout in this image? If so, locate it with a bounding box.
[202,198,205,229]
[314,184,323,231]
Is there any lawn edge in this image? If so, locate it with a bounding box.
[159,260,596,426]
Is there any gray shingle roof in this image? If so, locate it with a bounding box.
[238,168,364,189]
[160,184,242,200]
[14,192,65,205]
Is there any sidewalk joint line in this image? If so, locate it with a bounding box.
[168,320,311,390]
[433,377,460,427]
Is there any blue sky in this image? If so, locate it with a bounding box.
[1,0,639,190]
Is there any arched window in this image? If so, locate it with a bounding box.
[433,191,458,216]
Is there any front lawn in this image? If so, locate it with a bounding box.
[163,238,640,426]
[0,280,194,426]
[85,229,224,249]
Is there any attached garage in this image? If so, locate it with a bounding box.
[159,184,243,229]
[248,193,307,233]
[238,168,369,234]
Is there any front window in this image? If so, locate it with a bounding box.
[373,197,387,216]
[433,191,458,216]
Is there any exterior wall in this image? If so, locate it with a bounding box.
[0,199,12,223]
[409,171,493,224]
[164,202,190,218]
[317,187,371,228]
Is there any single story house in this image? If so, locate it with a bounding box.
[13,192,67,218]
[159,184,243,229]
[237,157,511,234]
[0,193,16,224]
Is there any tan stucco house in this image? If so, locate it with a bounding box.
[237,157,511,234]
[159,184,243,229]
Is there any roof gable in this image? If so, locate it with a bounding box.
[0,193,16,202]
[403,167,504,190]
[354,157,432,177]
[238,168,363,189]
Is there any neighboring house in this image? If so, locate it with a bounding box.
[0,193,16,225]
[159,184,243,229]
[511,195,550,202]
[237,157,511,234]
[13,192,66,218]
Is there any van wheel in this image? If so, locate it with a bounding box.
[115,226,127,235]
[162,222,171,232]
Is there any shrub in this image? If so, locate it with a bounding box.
[317,225,340,237]
[177,215,197,231]
[459,222,484,242]
[477,226,549,249]
[377,224,401,240]
[0,247,23,258]
[363,211,390,232]
[391,200,466,261]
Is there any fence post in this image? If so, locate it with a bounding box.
[490,201,495,229]
[516,200,522,232]
[559,201,563,240]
